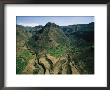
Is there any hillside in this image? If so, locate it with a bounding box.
[16,22,94,74]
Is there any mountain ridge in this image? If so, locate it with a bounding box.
[16,22,94,74]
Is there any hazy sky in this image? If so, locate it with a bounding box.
[16,16,94,27]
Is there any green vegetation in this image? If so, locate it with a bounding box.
[16,57,27,74]
[70,42,94,74]
[16,50,33,74]
[17,50,32,60]
[16,22,94,74]
[27,37,37,49]
[47,45,66,58]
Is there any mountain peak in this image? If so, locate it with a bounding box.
[44,22,59,28]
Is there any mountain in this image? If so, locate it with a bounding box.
[16,22,94,74]
[61,22,94,34]
[16,25,35,74]
[27,22,73,74]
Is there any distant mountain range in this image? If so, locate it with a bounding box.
[16,22,94,74]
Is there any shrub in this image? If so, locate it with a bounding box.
[16,50,33,74]
[47,45,66,58]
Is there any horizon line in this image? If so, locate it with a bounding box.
[16,21,94,27]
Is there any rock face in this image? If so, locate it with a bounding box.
[16,22,94,74]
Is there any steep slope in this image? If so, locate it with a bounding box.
[61,22,94,35]
[16,22,94,74]
[27,22,80,74]
[28,22,70,56]
[16,25,36,74]
[61,22,94,74]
